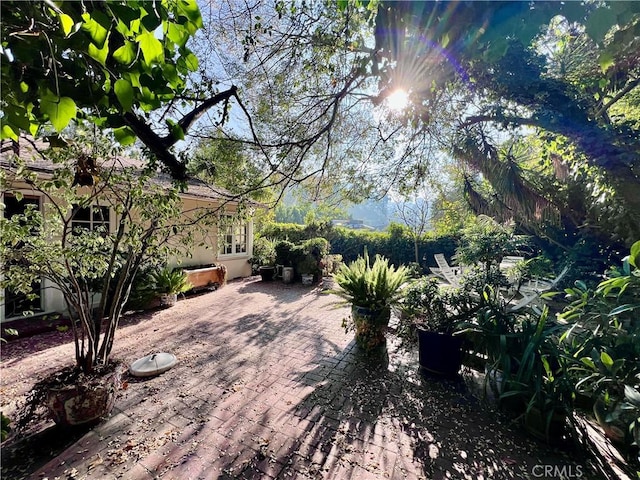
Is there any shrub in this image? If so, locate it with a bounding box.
[249,237,277,273]
[274,240,296,266]
[150,268,192,294]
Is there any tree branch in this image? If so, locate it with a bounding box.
[123,86,239,180]
[594,77,640,118]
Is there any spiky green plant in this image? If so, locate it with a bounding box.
[150,268,192,295]
[332,248,410,311]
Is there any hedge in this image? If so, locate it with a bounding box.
[258,222,459,269]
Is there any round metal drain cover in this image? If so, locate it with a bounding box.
[129,352,177,377]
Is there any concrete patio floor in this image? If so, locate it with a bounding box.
[1,277,598,479]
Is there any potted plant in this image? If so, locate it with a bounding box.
[250,237,277,281]
[275,240,296,282]
[331,249,409,352]
[0,135,207,428]
[298,254,320,285]
[499,309,574,442]
[150,267,192,307]
[401,277,475,377]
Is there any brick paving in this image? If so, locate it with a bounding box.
[1,277,597,479]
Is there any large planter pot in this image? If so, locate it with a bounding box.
[47,368,122,426]
[301,273,314,285]
[159,293,177,307]
[259,266,276,281]
[282,267,294,284]
[417,329,463,377]
[352,305,391,352]
[524,406,566,444]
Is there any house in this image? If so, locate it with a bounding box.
[331,218,376,230]
[0,138,256,323]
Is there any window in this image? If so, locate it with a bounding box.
[2,194,43,317]
[71,205,110,233]
[219,218,248,256]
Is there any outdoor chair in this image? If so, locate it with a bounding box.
[433,253,463,287]
[508,265,570,313]
[499,255,525,270]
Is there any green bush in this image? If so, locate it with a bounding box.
[257,222,458,268]
[150,268,192,294]
[249,237,277,273]
[274,240,296,266]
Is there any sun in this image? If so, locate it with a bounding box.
[386,89,410,112]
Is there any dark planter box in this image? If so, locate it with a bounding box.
[417,329,464,377]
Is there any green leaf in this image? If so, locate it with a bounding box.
[81,11,110,48]
[162,64,180,88]
[1,124,19,141]
[113,42,137,65]
[580,357,596,370]
[598,51,615,73]
[600,351,614,369]
[114,79,134,111]
[137,31,164,64]
[88,40,109,65]
[167,23,189,47]
[182,52,198,71]
[630,241,640,268]
[113,126,137,146]
[171,123,184,141]
[177,0,202,25]
[59,13,75,37]
[608,303,638,316]
[40,95,77,132]
[125,71,141,89]
[13,191,23,201]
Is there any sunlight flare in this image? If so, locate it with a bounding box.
[386,89,409,112]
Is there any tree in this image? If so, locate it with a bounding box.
[0,133,214,373]
[372,1,640,246]
[0,0,241,180]
[394,196,432,263]
[188,133,272,202]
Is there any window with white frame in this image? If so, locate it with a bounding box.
[219,217,248,256]
[71,205,110,233]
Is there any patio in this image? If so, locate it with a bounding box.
[2,277,597,479]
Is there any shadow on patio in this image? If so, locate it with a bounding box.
[0,278,606,479]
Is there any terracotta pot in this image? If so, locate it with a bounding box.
[47,368,122,426]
